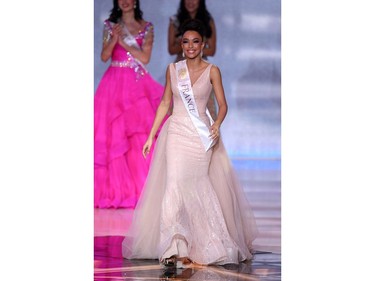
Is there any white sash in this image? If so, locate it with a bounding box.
[119,22,148,72]
[104,20,141,50]
[175,60,217,152]
[121,23,141,49]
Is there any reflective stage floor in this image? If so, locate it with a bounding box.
[94,236,280,281]
[94,159,281,281]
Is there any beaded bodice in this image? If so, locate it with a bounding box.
[102,20,154,79]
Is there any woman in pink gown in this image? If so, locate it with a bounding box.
[94,0,164,208]
[122,19,258,267]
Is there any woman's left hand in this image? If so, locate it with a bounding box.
[209,123,220,140]
[142,137,153,158]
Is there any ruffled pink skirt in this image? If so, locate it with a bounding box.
[94,66,164,208]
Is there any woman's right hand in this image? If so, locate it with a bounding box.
[111,23,122,42]
[101,23,122,62]
[142,137,153,158]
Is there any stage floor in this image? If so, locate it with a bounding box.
[94,236,280,280]
[94,159,281,280]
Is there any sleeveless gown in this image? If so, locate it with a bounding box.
[169,15,218,120]
[94,21,164,208]
[122,62,258,265]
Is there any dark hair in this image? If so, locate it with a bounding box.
[177,0,212,38]
[108,0,143,23]
[180,19,206,40]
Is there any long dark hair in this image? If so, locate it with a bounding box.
[108,0,143,23]
[176,0,212,38]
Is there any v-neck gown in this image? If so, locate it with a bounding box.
[122,62,258,265]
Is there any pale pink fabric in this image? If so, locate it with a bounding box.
[122,63,258,265]
[94,22,164,208]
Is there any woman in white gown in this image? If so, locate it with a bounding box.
[122,19,258,268]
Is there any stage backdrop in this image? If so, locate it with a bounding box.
[94,0,281,159]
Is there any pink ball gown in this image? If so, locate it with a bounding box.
[94,21,164,208]
[122,63,258,265]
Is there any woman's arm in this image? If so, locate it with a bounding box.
[143,65,173,157]
[168,20,182,55]
[209,65,227,140]
[100,23,122,62]
[118,22,154,64]
[203,19,217,57]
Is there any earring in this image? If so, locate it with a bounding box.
[200,50,203,58]
[134,3,136,9]
[182,52,185,58]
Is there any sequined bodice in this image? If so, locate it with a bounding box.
[103,20,153,79]
[107,21,152,61]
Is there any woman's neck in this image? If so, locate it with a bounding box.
[186,57,203,69]
[121,11,136,24]
[189,11,197,19]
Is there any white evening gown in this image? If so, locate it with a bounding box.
[122,62,258,265]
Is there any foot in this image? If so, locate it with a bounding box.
[176,257,193,269]
[161,256,177,267]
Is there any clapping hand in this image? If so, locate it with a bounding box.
[111,23,122,42]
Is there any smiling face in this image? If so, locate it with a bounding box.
[181,30,205,59]
[118,0,135,12]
